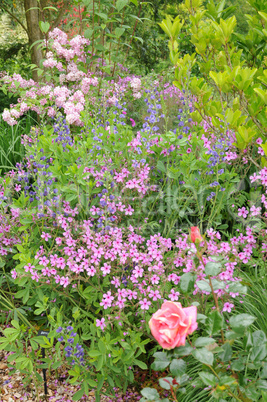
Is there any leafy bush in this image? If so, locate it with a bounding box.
[160,0,267,160]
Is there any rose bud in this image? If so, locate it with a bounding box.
[190,226,202,243]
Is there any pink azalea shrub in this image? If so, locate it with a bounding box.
[1,28,144,127]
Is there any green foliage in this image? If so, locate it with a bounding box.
[144,311,267,401]
[0,43,31,115]
[0,3,267,398]
[70,0,143,76]
[0,114,35,173]
[0,42,31,112]
[145,126,239,235]
[160,0,267,160]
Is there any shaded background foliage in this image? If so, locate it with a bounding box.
[0,0,256,79]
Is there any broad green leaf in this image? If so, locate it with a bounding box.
[199,371,217,386]
[250,345,267,362]
[195,337,216,347]
[52,361,62,369]
[252,330,266,346]
[196,280,211,292]
[134,359,147,370]
[231,358,245,371]
[152,352,171,370]
[211,279,225,290]
[72,389,84,401]
[39,21,50,34]
[169,359,186,376]
[180,273,196,293]
[205,261,221,276]
[88,350,102,357]
[96,355,103,370]
[116,0,128,12]
[156,160,166,173]
[159,377,173,390]
[257,379,267,391]
[192,348,214,366]
[219,376,237,386]
[206,311,224,336]
[84,29,94,39]
[229,314,256,334]
[227,282,247,294]
[115,27,125,38]
[197,314,208,324]
[141,388,160,399]
[218,342,232,362]
[175,344,193,357]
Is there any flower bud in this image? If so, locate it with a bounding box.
[190,226,202,243]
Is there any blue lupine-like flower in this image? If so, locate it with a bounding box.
[210,181,220,187]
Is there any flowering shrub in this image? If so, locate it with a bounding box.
[1,28,141,126]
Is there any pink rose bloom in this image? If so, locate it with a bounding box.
[149,301,197,350]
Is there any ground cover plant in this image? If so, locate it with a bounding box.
[0,0,267,401]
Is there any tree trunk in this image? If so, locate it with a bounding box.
[24,0,43,82]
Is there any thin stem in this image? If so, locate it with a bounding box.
[207,365,219,379]
[112,8,125,76]
[123,2,143,64]
[50,0,71,31]
[247,155,261,169]
[227,390,243,402]
[170,385,179,402]
[197,252,225,344]
[78,4,82,35]
[108,0,116,65]
[90,0,95,67]
[186,335,193,346]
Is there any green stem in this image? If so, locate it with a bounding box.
[197,252,225,344]
[227,390,243,402]
[207,364,219,379]
[170,385,179,402]
[123,2,143,65]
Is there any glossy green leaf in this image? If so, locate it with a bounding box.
[192,348,214,366]
[229,314,256,334]
[170,359,186,376]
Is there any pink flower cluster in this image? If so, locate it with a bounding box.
[11,206,267,324]
[0,207,21,257]
[1,29,144,127]
[130,77,142,99]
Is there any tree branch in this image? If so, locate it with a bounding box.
[0,4,28,34]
